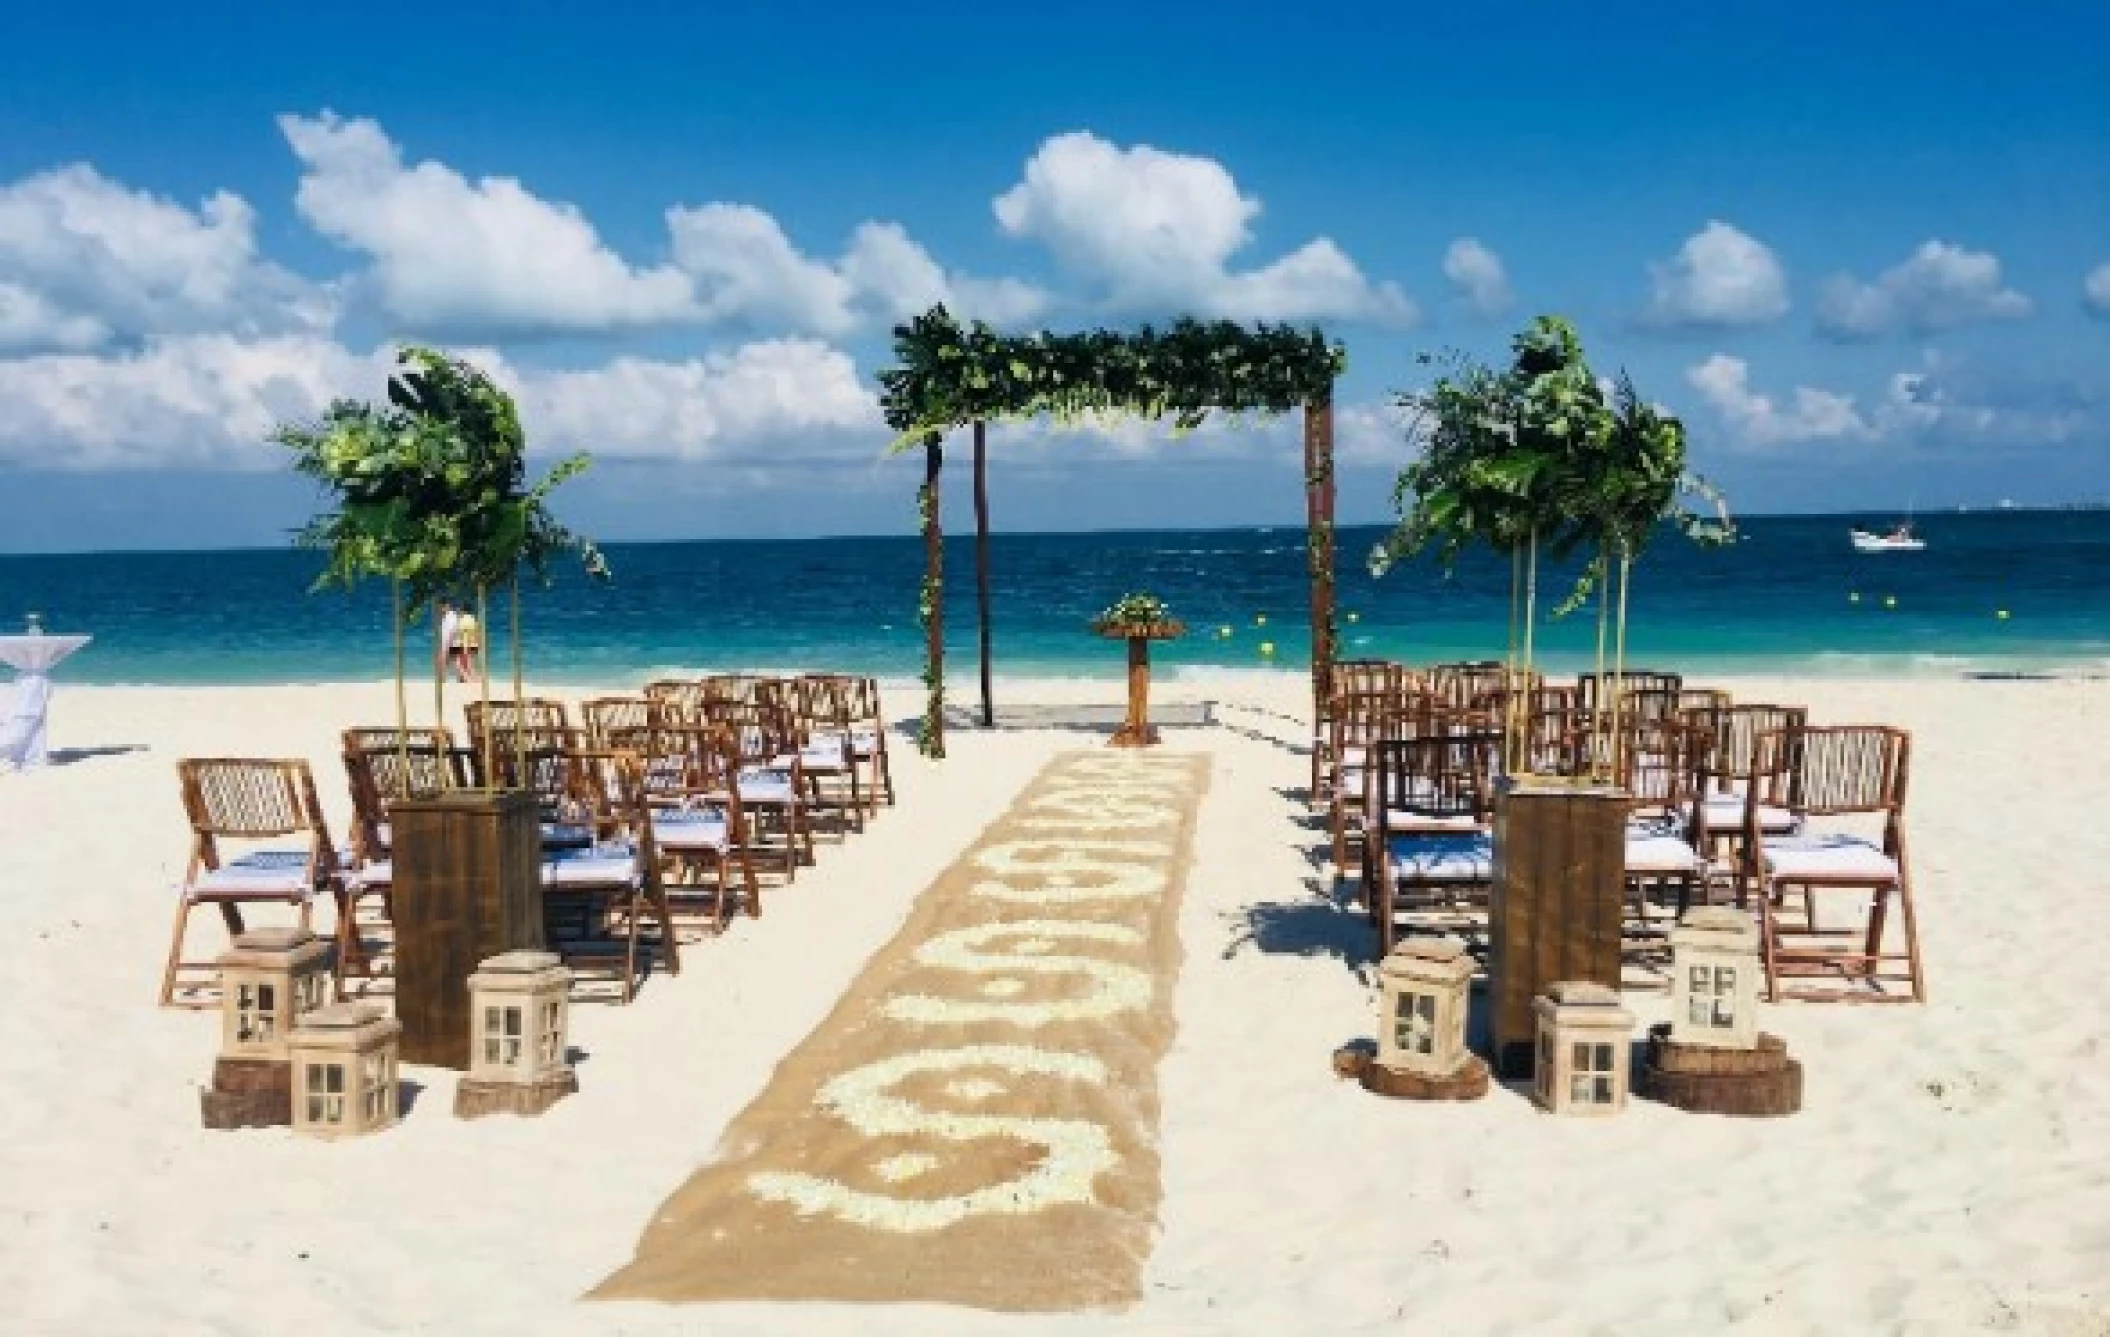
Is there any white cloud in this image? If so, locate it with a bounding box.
[0,335,386,469]
[1686,351,2095,453]
[283,112,695,339]
[1646,221,1789,328]
[2084,262,2110,317]
[1441,237,1513,317]
[0,164,327,354]
[0,333,882,471]
[1685,354,1869,446]
[1816,240,2031,339]
[503,339,879,461]
[283,111,1042,340]
[991,131,1412,324]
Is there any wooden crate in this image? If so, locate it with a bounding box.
[390,789,544,1069]
[1487,781,1627,1078]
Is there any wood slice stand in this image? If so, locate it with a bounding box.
[454,1070,579,1119]
[200,1056,291,1129]
[1488,780,1629,1078]
[1360,1055,1491,1101]
[390,789,544,1070]
[1094,620,1184,748]
[1638,1024,1803,1117]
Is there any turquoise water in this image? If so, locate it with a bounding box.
[1,513,2105,685]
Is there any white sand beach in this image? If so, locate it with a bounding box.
[2,673,2107,1336]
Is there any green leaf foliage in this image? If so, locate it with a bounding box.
[1370,316,1733,612]
[276,346,607,612]
[877,304,1344,446]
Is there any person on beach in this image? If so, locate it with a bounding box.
[436,598,478,683]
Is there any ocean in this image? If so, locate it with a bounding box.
[1,512,2105,685]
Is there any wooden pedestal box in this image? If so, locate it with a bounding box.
[1488,781,1628,1078]
[389,789,544,1069]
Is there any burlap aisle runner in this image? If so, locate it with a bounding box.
[592,751,1209,1311]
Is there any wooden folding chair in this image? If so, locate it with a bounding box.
[1747,725,1924,1003]
[1684,703,1809,886]
[1617,718,1710,942]
[1313,659,1411,800]
[464,698,572,767]
[793,674,872,828]
[161,758,339,1008]
[644,723,761,930]
[337,731,471,993]
[581,696,660,752]
[1363,732,1500,956]
[540,748,680,1003]
[642,678,709,724]
[704,699,814,880]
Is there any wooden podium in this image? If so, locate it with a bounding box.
[1094,620,1185,747]
[389,789,545,1069]
[1487,780,1628,1078]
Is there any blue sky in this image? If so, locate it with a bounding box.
[1,1,2106,551]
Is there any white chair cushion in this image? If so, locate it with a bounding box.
[1385,810,1482,834]
[1702,794,1799,833]
[651,810,730,852]
[1338,769,1366,802]
[1763,833,1899,882]
[1625,833,1704,875]
[188,849,316,899]
[738,769,797,803]
[1385,833,1495,883]
[348,859,392,889]
[542,845,642,888]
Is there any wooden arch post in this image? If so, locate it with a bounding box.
[920,431,946,758]
[1303,392,1337,724]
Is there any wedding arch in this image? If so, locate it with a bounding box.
[879,305,1344,757]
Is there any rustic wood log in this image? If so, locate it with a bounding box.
[200,1057,291,1128]
[390,788,544,1070]
[1360,1055,1492,1101]
[1332,1043,1375,1079]
[1488,781,1628,1077]
[454,1071,579,1119]
[1639,1025,1803,1116]
[211,1056,293,1095]
[1646,1024,1793,1076]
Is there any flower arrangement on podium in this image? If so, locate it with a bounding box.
[1091,592,1185,642]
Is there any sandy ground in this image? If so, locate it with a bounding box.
[1,673,2106,1336]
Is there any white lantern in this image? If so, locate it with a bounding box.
[1670,907,1761,1050]
[1376,936,1474,1078]
[289,1001,402,1139]
[1532,981,1635,1117]
[216,927,331,1062]
[457,950,577,1118]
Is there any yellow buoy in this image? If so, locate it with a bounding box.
[1259,641,1276,657]
[1218,625,1234,639]
[1848,592,1861,604]
[1996,609,2011,620]
[1255,614,1268,627]
[1883,596,1898,609]
[1346,611,1360,624]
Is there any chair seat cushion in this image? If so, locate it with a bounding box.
[1625,833,1704,875]
[651,810,730,852]
[1384,810,1482,834]
[1763,833,1900,882]
[1385,833,1495,882]
[1702,793,1799,834]
[348,859,392,888]
[738,769,797,803]
[543,845,642,888]
[188,849,317,899]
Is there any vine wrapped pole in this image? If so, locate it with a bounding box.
[919,431,946,758]
[1303,394,1337,727]
[972,419,994,729]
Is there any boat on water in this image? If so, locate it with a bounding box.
[1850,523,1926,553]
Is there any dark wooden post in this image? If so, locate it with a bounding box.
[1487,781,1628,1077]
[972,419,994,728]
[920,432,946,758]
[1303,395,1337,723]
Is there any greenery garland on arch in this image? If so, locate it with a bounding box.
[879,304,1345,757]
